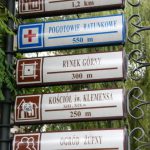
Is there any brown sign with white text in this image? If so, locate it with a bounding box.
[18,0,125,18]
[13,129,128,150]
[16,51,127,87]
[14,88,127,124]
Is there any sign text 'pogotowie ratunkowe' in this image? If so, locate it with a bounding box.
[18,14,126,52]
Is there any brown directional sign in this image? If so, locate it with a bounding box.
[16,50,127,87]
[13,128,128,150]
[18,0,125,18]
[14,88,127,125]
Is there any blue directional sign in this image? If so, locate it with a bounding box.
[18,14,126,52]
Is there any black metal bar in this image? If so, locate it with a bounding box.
[0,139,12,143]
[0,124,11,127]
[0,124,14,127]
[0,0,15,150]
[0,100,14,104]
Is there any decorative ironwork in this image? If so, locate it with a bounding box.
[129,127,150,150]
[127,87,150,120]
[127,0,141,7]
[127,1,150,143]
[127,0,150,81]
[128,14,150,45]
[128,49,149,81]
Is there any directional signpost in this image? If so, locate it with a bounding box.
[17,14,126,52]
[16,50,127,87]
[18,0,125,18]
[14,88,126,124]
[2,0,134,149]
[13,128,128,150]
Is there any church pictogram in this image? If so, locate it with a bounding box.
[17,99,38,119]
[15,95,41,122]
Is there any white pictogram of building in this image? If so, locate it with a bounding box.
[17,99,38,120]
[20,61,38,80]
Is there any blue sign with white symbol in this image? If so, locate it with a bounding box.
[18,14,126,52]
[18,23,44,50]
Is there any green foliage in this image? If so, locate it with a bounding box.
[0,2,22,34]
[0,47,16,100]
[0,2,19,100]
[0,48,5,99]
[0,0,149,149]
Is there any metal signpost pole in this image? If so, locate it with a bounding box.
[0,0,15,150]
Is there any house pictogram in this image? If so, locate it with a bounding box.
[17,99,38,120]
[15,95,41,122]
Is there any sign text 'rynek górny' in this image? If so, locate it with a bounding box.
[15,88,126,124]
[18,14,126,52]
[18,0,125,17]
[16,51,127,87]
